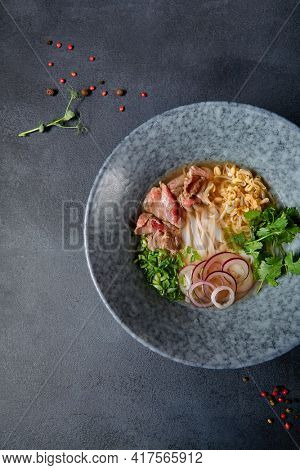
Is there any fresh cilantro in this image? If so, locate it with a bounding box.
[258,257,282,287]
[285,252,300,275]
[231,206,300,289]
[244,210,261,223]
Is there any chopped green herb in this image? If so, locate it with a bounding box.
[135,237,184,301]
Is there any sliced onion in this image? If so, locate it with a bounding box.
[211,286,235,309]
[222,257,249,282]
[236,268,254,294]
[188,281,214,308]
[192,260,206,283]
[202,251,236,280]
[205,270,237,291]
[178,265,195,295]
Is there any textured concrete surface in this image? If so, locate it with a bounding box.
[0,0,299,449]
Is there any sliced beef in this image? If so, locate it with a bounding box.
[135,212,182,252]
[143,182,184,228]
[167,174,185,197]
[147,226,182,252]
[134,212,166,235]
[174,166,212,210]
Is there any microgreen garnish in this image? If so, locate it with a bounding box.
[18,88,87,137]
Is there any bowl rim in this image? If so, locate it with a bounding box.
[84,101,300,369]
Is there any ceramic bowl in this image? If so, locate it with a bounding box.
[84,102,300,368]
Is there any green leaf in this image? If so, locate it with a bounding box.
[285,252,300,275]
[64,110,76,121]
[256,213,288,239]
[277,226,300,244]
[283,207,300,224]
[244,240,263,254]
[244,210,261,222]
[231,232,248,248]
[258,257,282,286]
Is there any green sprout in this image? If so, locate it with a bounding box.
[18,89,87,137]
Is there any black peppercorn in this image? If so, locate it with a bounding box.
[81,88,89,97]
[242,376,249,383]
[115,88,126,96]
[47,39,53,45]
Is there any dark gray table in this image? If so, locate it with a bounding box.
[1,0,299,450]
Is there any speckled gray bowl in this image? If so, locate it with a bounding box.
[85,102,300,368]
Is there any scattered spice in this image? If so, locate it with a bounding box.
[56,42,62,48]
[101,90,108,96]
[269,399,276,406]
[119,105,125,112]
[294,414,299,420]
[284,422,292,430]
[140,91,148,97]
[278,397,283,403]
[285,408,293,413]
[267,418,274,424]
[59,78,66,84]
[70,71,77,77]
[67,44,74,50]
[242,376,250,383]
[282,389,289,396]
[272,390,278,397]
[46,88,56,96]
[285,399,292,404]
[89,85,96,91]
[81,88,89,97]
[18,89,86,137]
[280,413,287,420]
[47,61,54,67]
[260,391,268,398]
[115,88,126,96]
[98,80,105,85]
[47,39,53,45]
[89,55,95,62]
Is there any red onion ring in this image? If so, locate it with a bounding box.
[202,251,236,280]
[222,257,249,282]
[204,271,237,296]
[178,265,195,296]
[188,281,214,308]
[192,260,206,283]
[211,286,235,309]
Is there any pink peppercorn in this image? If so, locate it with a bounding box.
[67,44,74,50]
[89,55,95,62]
[101,90,108,96]
[89,85,96,91]
[119,105,125,112]
[140,91,148,97]
[48,61,54,67]
[70,71,77,77]
[59,78,66,84]
[56,42,62,48]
